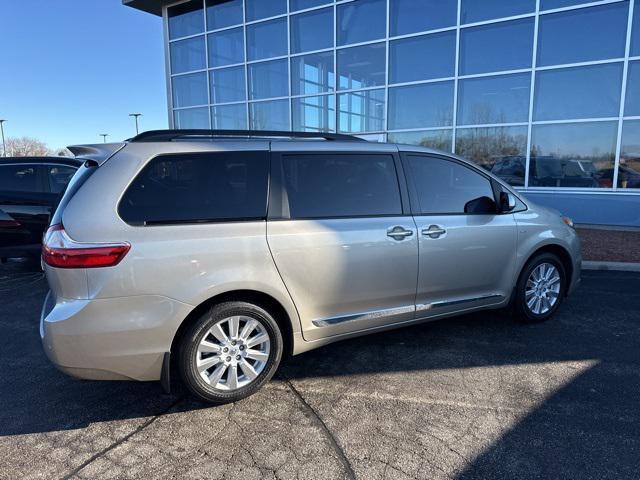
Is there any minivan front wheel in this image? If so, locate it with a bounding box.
[514,253,566,323]
[178,301,283,404]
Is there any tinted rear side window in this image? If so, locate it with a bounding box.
[406,155,495,214]
[119,151,269,225]
[282,154,402,218]
[0,164,39,193]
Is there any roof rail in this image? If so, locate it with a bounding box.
[129,129,366,143]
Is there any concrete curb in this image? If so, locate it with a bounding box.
[582,261,640,272]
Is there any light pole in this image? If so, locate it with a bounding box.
[129,113,142,135]
[0,120,6,157]
[100,133,109,143]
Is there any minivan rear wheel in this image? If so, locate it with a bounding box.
[514,253,566,323]
[178,301,283,404]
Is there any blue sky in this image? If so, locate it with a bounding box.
[0,0,167,150]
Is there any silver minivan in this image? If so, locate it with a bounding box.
[40,130,581,404]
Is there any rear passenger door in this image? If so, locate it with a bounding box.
[402,154,517,316]
[267,151,419,341]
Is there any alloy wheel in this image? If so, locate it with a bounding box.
[525,262,561,315]
[195,315,271,391]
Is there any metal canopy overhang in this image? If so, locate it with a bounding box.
[122,0,169,16]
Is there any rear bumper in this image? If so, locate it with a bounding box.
[40,290,193,381]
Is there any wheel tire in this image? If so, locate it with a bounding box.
[514,253,566,323]
[178,301,283,404]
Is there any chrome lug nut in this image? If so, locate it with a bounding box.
[235,355,241,360]
[226,356,231,362]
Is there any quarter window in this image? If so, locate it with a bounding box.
[282,154,402,218]
[119,152,269,225]
[406,156,496,215]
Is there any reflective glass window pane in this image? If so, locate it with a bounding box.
[172,72,208,108]
[537,3,629,67]
[337,0,386,46]
[461,0,534,23]
[170,36,206,74]
[619,120,640,189]
[211,104,248,129]
[626,61,640,117]
[245,0,286,21]
[387,129,453,152]
[455,126,528,186]
[174,107,210,129]
[250,100,290,130]
[338,89,386,133]
[292,95,336,132]
[291,52,335,95]
[248,59,289,100]
[168,1,204,39]
[291,8,333,54]
[206,0,243,30]
[210,66,246,104]
[291,0,330,11]
[337,43,386,90]
[534,63,623,121]
[388,82,454,129]
[529,122,618,188]
[389,31,456,84]
[457,73,530,126]
[633,0,640,56]
[459,19,534,75]
[541,0,593,9]
[390,0,457,36]
[247,18,288,61]
[207,28,244,67]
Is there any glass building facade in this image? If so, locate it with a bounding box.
[126,0,640,225]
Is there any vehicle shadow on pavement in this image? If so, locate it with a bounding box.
[0,262,638,478]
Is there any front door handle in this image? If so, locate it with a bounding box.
[422,225,446,239]
[387,226,414,241]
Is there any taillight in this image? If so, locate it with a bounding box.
[42,224,130,269]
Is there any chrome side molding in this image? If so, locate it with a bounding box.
[312,305,415,328]
[416,294,503,312]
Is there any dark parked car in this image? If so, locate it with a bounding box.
[0,157,81,260]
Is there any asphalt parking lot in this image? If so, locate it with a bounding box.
[1,260,639,480]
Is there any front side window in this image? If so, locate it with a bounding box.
[282,154,402,218]
[119,152,269,225]
[0,165,39,193]
[406,156,496,215]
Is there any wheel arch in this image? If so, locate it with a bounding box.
[170,289,295,366]
[522,243,574,297]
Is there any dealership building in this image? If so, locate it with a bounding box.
[124,0,640,226]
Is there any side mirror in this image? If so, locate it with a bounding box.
[499,192,516,212]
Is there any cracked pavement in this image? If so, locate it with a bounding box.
[1,258,639,479]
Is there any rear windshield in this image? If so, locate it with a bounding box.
[118,151,269,225]
[50,161,97,226]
